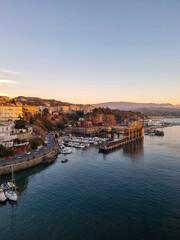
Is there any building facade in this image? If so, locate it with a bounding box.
[0,104,23,122]
[0,122,17,147]
[23,105,39,115]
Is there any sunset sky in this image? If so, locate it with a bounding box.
[0,0,180,104]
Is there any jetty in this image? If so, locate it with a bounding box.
[99,122,144,153]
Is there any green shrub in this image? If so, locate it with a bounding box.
[30,138,42,150]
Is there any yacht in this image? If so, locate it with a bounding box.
[79,143,85,148]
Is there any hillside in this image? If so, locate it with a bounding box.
[86,107,147,125]
[94,101,179,110]
[13,96,71,107]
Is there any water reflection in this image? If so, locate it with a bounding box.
[123,138,144,160]
[0,164,52,195]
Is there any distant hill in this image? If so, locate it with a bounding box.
[93,101,179,110]
[13,96,71,107]
[138,107,180,117]
[93,102,180,117]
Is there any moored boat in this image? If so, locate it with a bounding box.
[5,191,18,202]
[155,130,164,136]
[61,159,69,163]
[0,188,7,202]
[7,181,16,190]
[61,147,72,154]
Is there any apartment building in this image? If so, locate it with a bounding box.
[0,104,23,122]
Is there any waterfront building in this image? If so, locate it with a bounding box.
[144,119,163,126]
[0,104,23,122]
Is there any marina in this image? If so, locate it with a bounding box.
[58,135,109,154]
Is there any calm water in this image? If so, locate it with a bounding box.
[0,123,180,240]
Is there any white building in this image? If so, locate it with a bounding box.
[0,122,32,148]
[145,119,163,126]
[0,122,17,147]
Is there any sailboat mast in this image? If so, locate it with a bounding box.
[11,165,15,187]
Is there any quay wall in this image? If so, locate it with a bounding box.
[0,144,59,176]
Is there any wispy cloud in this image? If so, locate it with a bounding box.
[0,79,19,84]
[0,69,22,75]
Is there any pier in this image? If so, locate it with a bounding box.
[99,122,144,152]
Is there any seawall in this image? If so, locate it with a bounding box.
[0,144,59,176]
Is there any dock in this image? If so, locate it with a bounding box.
[99,121,144,153]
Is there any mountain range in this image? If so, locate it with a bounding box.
[93,102,180,110]
[93,102,180,117]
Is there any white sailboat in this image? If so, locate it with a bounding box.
[5,166,18,202]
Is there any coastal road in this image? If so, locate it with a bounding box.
[0,133,57,165]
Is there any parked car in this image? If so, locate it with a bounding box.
[6,156,12,160]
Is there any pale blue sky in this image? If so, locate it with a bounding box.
[0,0,180,104]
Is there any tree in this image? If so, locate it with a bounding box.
[0,145,14,157]
[56,122,65,130]
[30,138,42,150]
[42,119,53,131]
[30,115,34,124]
[43,108,49,116]
[11,99,16,104]
[13,138,21,144]
[14,119,27,129]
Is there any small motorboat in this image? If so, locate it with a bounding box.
[0,188,7,202]
[61,159,69,163]
[149,132,155,136]
[5,191,18,202]
[155,130,164,136]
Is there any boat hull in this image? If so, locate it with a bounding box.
[5,191,18,202]
[0,191,7,202]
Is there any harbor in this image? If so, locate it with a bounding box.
[0,123,180,239]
